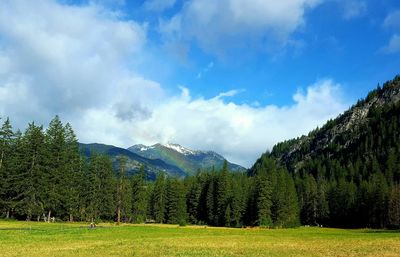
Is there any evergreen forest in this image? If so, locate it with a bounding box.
[1,76,400,229]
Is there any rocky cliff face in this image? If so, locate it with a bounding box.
[269,76,400,172]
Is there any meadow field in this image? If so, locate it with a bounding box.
[0,220,399,257]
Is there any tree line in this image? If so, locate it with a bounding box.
[0,115,399,228]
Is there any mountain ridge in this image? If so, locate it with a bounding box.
[260,75,400,173]
[79,142,246,178]
[128,142,246,175]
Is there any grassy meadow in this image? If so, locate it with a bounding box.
[0,220,399,257]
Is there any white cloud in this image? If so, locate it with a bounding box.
[0,0,163,130]
[159,0,322,56]
[341,0,367,20]
[144,0,176,12]
[382,34,400,54]
[0,0,348,168]
[384,10,400,29]
[122,79,347,167]
[214,89,243,100]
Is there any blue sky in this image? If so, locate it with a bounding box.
[0,0,399,166]
[68,0,400,106]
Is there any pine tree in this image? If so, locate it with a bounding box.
[165,178,187,225]
[369,172,389,228]
[271,169,299,227]
[131,165,148,223]
[86,154,115,221]
[316,176,329,225]
[300,174,318,225]
[44,116,66,221]
[17,123,46,220]
[116,156,131,224]
[206,175,217,225]
[230,174,247,227]
[186,176,201,224]
[0,117,14,217]
[63,123,83,222]
[216,160,231,226]
[150,173,166,223]
[328,179,357,227]
[255,171,272,227]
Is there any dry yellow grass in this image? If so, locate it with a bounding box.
[0,220,399,257]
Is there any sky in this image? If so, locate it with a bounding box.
[0,0,399,167]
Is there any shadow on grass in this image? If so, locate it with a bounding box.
[361,229,400,234]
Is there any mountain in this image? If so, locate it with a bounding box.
[79,142,246,179]
[249,75,400,228]
[79,143,186,179]
[259,75,400,175]
[128,143,246,175]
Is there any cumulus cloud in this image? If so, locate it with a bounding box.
[0,0,163,129]
[159,0,322,56]
[0,0,348,167]
[121,79,348,167]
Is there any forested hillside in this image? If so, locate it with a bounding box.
[252,75,400,228]
[1,76,400,229]
[0,116,300,227]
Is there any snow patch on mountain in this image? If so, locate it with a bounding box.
[161,143,196,155]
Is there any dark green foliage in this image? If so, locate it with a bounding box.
[388,184,400,228]
[131,165,148,223]
[0,118,14,217]
[185,175,202,224]
[249,75,400,228]
[299,174,318,225]
[0,116,284,226]
[116,156,132,223]
[85,154,116,221]
[1,75,400,229]
[206,175,218,225]
[165,178,187,224]
[216,160,231,226]
[149,173,166,223]
[271,169,299,227]
[63,123,84,222]
[17,123,47,220]
[255,171,273,227]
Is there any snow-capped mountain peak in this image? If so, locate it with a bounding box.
[161,143,196,155]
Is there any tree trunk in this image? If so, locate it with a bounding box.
[47,210,51,223]
[6,210,9,219]
[69,213,73,222]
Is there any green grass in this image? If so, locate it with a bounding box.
[0,220,399,257]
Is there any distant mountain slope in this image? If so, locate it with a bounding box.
[128,143,246,175]
[253,75,400,175]
[79,143,186,179]
[79,142,246,178]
